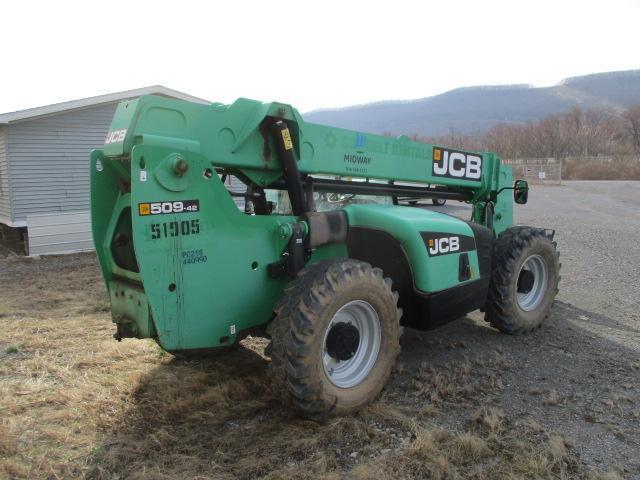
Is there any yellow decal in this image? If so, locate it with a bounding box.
[428,239,434,247]
[281,128,294,150]
[139,203,151,216]
[433,149,441,161]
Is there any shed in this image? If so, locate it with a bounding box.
[0,86,212,255]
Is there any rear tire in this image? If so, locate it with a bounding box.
[266,259,401,421]
[484,227,560,335]
[432,198,446,206]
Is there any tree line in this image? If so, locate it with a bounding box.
[410,105,640,161]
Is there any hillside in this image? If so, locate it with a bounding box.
[303,70,640,136]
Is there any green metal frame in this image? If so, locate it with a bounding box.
[91,95,516,351]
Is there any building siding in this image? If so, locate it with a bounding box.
[27,211,93,255]
[0,126,11,223]
[225,175,246,210]
[6,104,117,224]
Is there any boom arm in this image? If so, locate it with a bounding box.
[103,95,515,233]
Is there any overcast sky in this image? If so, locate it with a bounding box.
[1,0,638,114]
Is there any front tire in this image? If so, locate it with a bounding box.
[484,227,560,335]
[432,198,446,206]
[266,259,401,420]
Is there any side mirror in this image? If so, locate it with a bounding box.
[514,179,529,204]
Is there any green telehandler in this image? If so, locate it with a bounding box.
[91,95,560,420]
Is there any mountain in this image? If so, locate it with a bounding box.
[302,70,640,136]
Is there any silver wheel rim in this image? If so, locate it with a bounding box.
[322,300,381,388]
[516,254,549,311]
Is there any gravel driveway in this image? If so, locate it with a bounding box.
[407,180,640,475]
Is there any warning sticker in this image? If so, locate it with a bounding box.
[281,128,294,150]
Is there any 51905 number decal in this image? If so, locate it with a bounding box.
[151,219,200,240]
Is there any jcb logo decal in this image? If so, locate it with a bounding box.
[428,236,460,255]
[105,129,127,144]
[432,147,482,182]
[421,232,475,257]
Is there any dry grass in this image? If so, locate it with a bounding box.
[564,159,640,180]
[542,389,565,406]
[349,413,580,480]
[0,255,604,479]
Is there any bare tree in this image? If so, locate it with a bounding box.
[622,106,640,154]
[392,104,640,161]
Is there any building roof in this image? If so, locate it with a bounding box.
[0,86,210,125]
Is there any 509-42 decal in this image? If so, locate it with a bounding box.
[151,219,200,240]
[139,200,199,216]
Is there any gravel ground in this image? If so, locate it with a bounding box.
[403,180,640,475]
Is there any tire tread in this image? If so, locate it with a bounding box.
[266,258,401,420]
[484,227,560,335]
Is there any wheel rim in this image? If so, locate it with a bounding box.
[322,300,381,388]
[516,254,549,311]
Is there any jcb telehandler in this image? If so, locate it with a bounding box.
[91,95,560,420]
